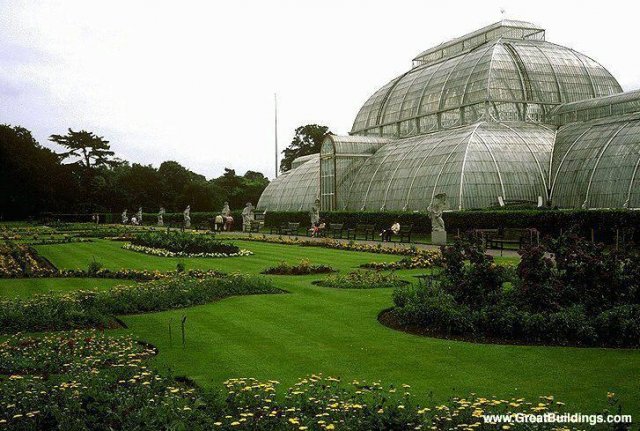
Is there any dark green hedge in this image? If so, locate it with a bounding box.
[262,210,639,242]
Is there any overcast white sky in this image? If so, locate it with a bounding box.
[1,0,639,179]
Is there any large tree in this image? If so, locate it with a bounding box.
[50,129,119,168]
[0,125,73,218]
[280,124,331,173]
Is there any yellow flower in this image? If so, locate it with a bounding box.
[326,425,335,430]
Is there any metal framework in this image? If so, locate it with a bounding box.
[256,19,640,212]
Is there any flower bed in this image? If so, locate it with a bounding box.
[315,270,407,289]
[28,237,93,245]
[0,242,56,278]
[0,332,211,430]
[237,234,439,257]
[360,251,441,270]
[0,274,280,334]
[131,231,240,254]
[123,243,253,258]
[262,259,336,275]
[0,333,625,431]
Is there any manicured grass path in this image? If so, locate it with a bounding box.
[34,239,640,416]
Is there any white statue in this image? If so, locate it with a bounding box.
[137,207,143,225]
[158,207,165,226]
[241,202,255,232]
[183,205,191,229]
[309,198,320,226]
[427,193,448,232]
[121,209,128,225]
[221,202,231,217]
[428,194,448,245]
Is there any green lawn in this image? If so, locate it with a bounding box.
[0,277,132,298]
[32,239,640,416]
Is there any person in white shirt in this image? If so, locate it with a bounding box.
[381,221,400,242]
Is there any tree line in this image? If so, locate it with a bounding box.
[0,125,269,219]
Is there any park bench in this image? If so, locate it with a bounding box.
[396,224,413,243]
[270,222,288,235]
[249,220,262,233]
[326,223,344,239]
[346,224,376,241]
[486,228,540,254]
[281,222,301,236]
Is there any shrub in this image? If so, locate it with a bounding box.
[262,259,335,275]
[514,245,560,312]
[176,261,186,273]
[392,285,474,335]
[595,305,640,347]
[87,259,103,276]
[389,232,640,347]
[440,237,505,309]
[317,270,406,289]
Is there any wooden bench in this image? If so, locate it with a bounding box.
[249,220,262,233]
[486,228,540,254]
[281,222,301,236]
[346,224,376,241]
[326,223,344,239]
[270,222,288,235]
[396,224,413,243]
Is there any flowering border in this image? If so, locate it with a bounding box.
[122,243,253,258]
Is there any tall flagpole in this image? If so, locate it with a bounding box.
[274,93,278,178]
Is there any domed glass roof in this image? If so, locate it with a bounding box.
[351,21,622,137]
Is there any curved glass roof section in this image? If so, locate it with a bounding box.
[351,21,622,137]
[550,90,640,125]
[257,155,319,211]
[550,113,640,209]
[343,122,555,211]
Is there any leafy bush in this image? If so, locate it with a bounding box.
[439,237,506,309]
[595,305,640,347]
[87,259,103,276]
[176,261,186,273]
[262,259,335,275]
[388,233,640,347]
[514,245,560,312]
[0,274,280,334]
[392,285,474,335]
[317,270,406,289]
[131,231,239,254]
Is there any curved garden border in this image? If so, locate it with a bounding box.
[122,243,253,258]
[377,308,639,349]
[311,279,409,289]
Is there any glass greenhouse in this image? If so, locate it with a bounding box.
[258,19,640,212]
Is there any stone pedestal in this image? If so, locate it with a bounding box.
[432,230,447,245]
